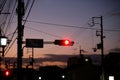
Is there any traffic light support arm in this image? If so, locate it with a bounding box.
[23,41,54,44]
[44,41,54,44]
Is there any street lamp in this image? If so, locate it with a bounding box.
[0,37,7,46]
[0,36,7,57]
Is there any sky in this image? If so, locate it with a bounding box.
[1,0,120,67]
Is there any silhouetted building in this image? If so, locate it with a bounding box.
[38,66,65,80]
[67,54,92,67]
[104,52,120,80]
[66,54,100,80]
[67,56,80,67]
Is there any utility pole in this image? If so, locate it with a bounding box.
[92,16,105,80]
[17,0,24,80]
[100,16,105,80]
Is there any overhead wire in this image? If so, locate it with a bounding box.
[23,0,35,25]
[0,0,8,36]
[4,37,17,56]
[1,0,18,57]
[4,28,17,56]
[24,20,97,30]
[4,0,17,35]
[3,0,18,56]
[4,0,36,57]
[24,20,120,32]
[0,0,7,14]
[25,26,62,38]
[2,0,12,36]
[24,0,31,12]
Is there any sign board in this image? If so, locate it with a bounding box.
[26,39,43,48]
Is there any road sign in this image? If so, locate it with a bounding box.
[26,39,43,48]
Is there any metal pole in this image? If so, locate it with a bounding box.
[2,46,5,57]
[2,47,5,69]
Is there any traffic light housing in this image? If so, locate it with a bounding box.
[54,39,74,46]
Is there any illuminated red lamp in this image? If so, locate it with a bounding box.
[63,40,70,46]
[4,70,11,77]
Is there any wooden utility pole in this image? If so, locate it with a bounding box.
[100,16,105,80]
[17,0,24,80]
[92,16,104,80]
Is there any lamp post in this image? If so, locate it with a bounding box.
[0,36,7,69]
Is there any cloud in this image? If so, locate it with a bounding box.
[4,54,102,68]
[35,54,73,62]
[4,54,73,63]
[111,12,120,16]
[109,48,120,52]
[4,54,73,68]
[41,61,67,68]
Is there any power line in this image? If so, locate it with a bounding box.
[4,37,17,56]
[24,20,120,32]
[1,0,17,57]
[23,0,36,25]
[0,0,7,14]
[24,0,31,12]
[4,0,17,35]
[104,29,120,32]
[4,27,17,57]
[25,26,62,38]
[0,0,10,36]
[24,20,97,29]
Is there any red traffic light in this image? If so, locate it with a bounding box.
[63,40,70,46]
[4,70,11,76]
[54,39,74,46]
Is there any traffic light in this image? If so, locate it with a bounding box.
[4,70,11,77]
[54,39,74,46]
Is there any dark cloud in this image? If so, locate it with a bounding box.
[4,54,101,64]
[109,48,120,53]
[4,54,74,63]
[35,54,74,62]
[111,12,120,16]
